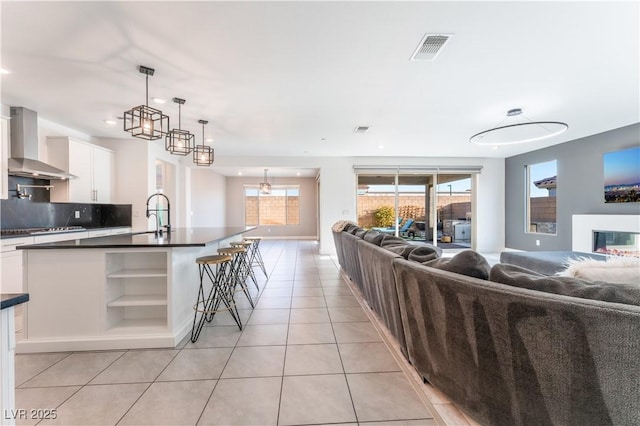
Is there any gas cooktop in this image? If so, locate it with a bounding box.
[1,226,86,236]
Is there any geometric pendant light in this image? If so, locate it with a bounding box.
[165,98,195,155]
[193,120,214,166]
[123,65,169,141]
[469,108,568,146]
[259,168,272,194]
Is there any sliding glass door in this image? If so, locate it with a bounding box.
[436,174,472,247]
[356,168,474,249]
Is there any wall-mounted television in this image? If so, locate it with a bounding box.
[603,145,640,203]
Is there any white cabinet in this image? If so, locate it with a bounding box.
[48,137,114,203]
[0,237,34,294]
[0,116,9,200]
[91,147,112,203]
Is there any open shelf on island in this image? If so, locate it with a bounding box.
[105,251,169,331]
[107,294,168,307]
[104,317,169,334]
[107,268,167,278]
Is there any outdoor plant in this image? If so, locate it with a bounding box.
[374,206,395,227]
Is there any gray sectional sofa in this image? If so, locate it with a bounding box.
[500,250,607,275]
[332,222,640,426]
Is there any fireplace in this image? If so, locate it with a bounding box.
[593,230,640,257]
[573,214,640,255]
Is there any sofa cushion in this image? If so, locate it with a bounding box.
[491,263,640,306]
[332,220,357,233]
[424,250,491,280]
[346,225,360,235]
[355,228,368,238]
[342,223,359,234]
[381,235,407,246]
[407,244,442,263]
[558,256,640,285]
[363,230,386,246]
[384,244,415,258]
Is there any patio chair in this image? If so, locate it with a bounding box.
[398,218,414,236]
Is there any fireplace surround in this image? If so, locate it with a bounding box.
[573,215,640,255]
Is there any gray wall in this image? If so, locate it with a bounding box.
[505,123,640,251]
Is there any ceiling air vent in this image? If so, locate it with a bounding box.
[410,34,452,61]
[353,126,370,134]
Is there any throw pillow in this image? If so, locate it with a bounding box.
[381,235,406,245]
[355,228,368,238]
[558,256,640,285]
[336,221,358,233]
[490,263,640,306]
[424,250,491,280]
[347,225,360,235]
[363,230,386,246]
[408,244,442,263]
[383,244,415,258]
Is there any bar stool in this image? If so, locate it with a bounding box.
[218,246,255,309]
[244,236,267,278]
[230,240,259,291]
[191,254,242,343]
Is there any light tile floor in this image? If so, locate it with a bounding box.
[14,240,445,426]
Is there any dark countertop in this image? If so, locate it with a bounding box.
[1,293,29,310]
[18,227,256,249]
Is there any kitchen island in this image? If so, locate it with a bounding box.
[16,227,256,353]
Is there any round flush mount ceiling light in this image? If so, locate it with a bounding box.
[469,108,568,146]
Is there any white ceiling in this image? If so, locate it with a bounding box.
[1,1,638,177]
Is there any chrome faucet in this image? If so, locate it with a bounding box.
[145,193,171,235]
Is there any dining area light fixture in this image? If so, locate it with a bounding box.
[193,120,214,166]
[469,108,568,146]
[124,65,169,141]
[165,98,195,155]
[260,169,272,194]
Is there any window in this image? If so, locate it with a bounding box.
[244,185,300,226]
[526,160,557,234]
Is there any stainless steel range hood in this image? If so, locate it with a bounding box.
[8,107,77,180]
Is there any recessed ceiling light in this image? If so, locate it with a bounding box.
[206,138,214,143]
[378,144,384,149]
[237,171,243,176]
[354,126,370,134]
[296,171,301,176]
[491,146,499,150]
[0,68,11,74]
[104,120,117,126]
[152,97,166,104]
[320,138,326,141]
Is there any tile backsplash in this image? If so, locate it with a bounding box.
[1,176,131,230]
